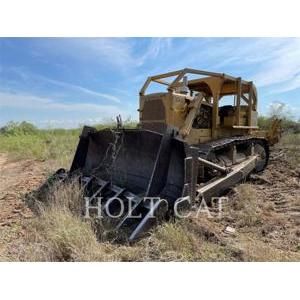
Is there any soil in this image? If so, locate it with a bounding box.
[226,145,300,259]
[0,154,49,224]
[0,154,49,258]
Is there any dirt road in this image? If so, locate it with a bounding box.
[0,154,48,259]
[0,154,48,225]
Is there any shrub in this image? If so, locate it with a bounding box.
[258,116,300,134]
[0,121,38,136]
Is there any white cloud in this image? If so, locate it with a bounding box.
[37,117,117,129]
[38,75,121,103]
[82,38,135,68]
[10,67,121,103]
[271,73,300,94]
[252,38,300,88]
[0,91,138,128]
[136,38,173,66]
[0,91,120,114]
[86,38,172,69]
[35,38,173,70]
[165,38,300,94]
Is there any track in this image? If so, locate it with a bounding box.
[197,135,269,164]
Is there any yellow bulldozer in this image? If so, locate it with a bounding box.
[50,68,281,241]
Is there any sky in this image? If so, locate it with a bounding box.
[0,37,300,128]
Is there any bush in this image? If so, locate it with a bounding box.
[258,116,272,130]
[0,121,38,136]
[258,116,300,134]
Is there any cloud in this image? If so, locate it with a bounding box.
[0,90,137,128]
[34,38,173,71]
[267,73,300,94]
[38,75,121,103]
[85,38,173,70]
[10,67,121,103]
[136,38,173,66]
[160,38,300,94]
[252,38,300,88]
[0,91,121,114]
[36,118,115,128]
[0,91,138,128]
[81,38,135,68]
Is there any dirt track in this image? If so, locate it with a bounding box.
[0,154,46,222]
[255,150,300,220]
[0,154,47,238]
[244,148,300,254]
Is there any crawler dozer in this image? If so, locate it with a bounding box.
[51,68,280,241]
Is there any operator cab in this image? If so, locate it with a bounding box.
[139,68,258,144]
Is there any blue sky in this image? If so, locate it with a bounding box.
[0,37,300,128]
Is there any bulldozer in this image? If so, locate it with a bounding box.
[50,68,281,242]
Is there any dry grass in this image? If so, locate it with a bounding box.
[280,133,300,146]
[11,180,298,262]
[278,133,300,166]
[9,180,142,261]
[235,234,300,262]
[142,222,199,261]
[42,178,84,214]
[23,209,103,261]
[11,180,233,261]
[17,180,194,261]
[16,181,106,261]
[229,184,263,228]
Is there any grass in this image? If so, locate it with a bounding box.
[17,180,114,261]
[235,234,300,262]
[12,180,256,262]
[3,179,300,262]
[18,181,169,261]
[278,133,300,166]
[280,133,300,146]
[0,129,80,168]
[230,184,262,228]
[5,179,224,261]
[26,208,103,261]
[145,222,199,261]
[0,121,137,169]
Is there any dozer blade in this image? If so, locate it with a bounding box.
[69,126,186,241]
[47,127,268,242]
